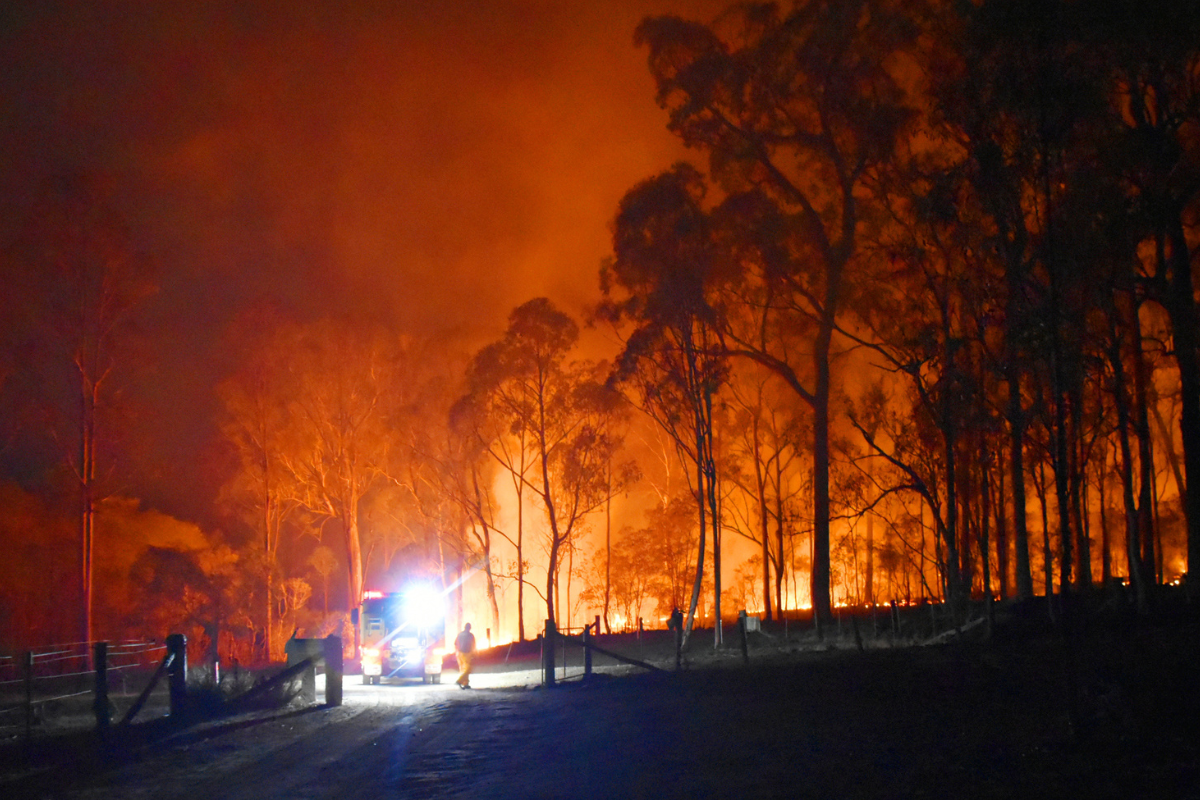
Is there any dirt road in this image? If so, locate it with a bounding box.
[8,627,1200,799]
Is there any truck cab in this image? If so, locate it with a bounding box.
[359,585,445,685]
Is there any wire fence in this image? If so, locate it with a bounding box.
[0,640,170,741]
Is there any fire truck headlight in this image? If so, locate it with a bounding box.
[404,584,443,628]
[362,647,382,676]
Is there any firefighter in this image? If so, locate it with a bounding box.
[454,622,476,689]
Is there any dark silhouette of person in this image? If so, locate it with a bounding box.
[454,622,476,689]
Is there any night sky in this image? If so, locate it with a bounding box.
[0,0,725,523]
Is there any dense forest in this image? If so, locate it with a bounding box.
[1,0,1197,663]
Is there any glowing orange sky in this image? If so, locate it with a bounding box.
[0,0,728,518]
[3,1,726,337]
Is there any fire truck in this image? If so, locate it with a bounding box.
[359,584,446,685]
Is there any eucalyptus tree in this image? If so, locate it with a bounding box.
[374,344,498,637]
[216,310,299,661]
[8,173,157,652]
[586,525,655,633]
[285,324,416,633]
[467,298,634,628]
[1086,0,1200,582]
[929,0,1151,601]
[454,355,537,640]
[640,496,705,624]
[308,545,337,617]
[220,319,408,655]
[847,377,967,608]
[574,375,635,635]
[602,164,728,646]
[845,249,987,619]
[442,392,510,639]
[632,0,920,633]
[931,0,1200,598]
[927,6,1050,603]
[722,368,805,621]
[450,386,533,639]
[1051,158,1154,605]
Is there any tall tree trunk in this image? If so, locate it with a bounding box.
[516,455,525,641]
[959,452,973,599]
[812,331,834,637]
[471,469,501,641]
[682,415,706,649]
[996,461,1010,599]
[981,459,994,627]
[566,544,574,631]
[942,400,962,616]
[864,513,876,607]
[774,456,786,619]
[262,429,277,662]
[344,510,363,614]
[1132,308,1157,587]
[537,387,563,627]
[752,416,773,621]
[920,500,931,602]
[1052,386,1074,597]
[706,390,722,648]
[1164,219,1200,586]
[1109,292,1149,610]
[80,374,95,655]
[1118,383,1148,609]
[680,332,715,649]
[1099,456,1112,586]
[264,490,274,663]
[1150,400,1188,512]
[604,467,612,634]
[486,549,499,642]
[344,505,364,658]
[1070,380,1092,589]
[1008,372,1034,600]
[1153,459,1165,583]
[548,536,559,630]
[453,527,465,643]
[1036,459,1054,615]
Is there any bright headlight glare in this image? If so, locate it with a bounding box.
[404,584,443,628]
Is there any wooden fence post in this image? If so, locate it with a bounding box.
[738,611,749,665]
[23,651,32,752]
[166,633,187,717]
[209,621,220,687]
[93,641,109,731]
[582,625,592,678]
[323,636,343,707]
[670,608,683,671]
[542,619,556,688]
[284,638,316,704]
